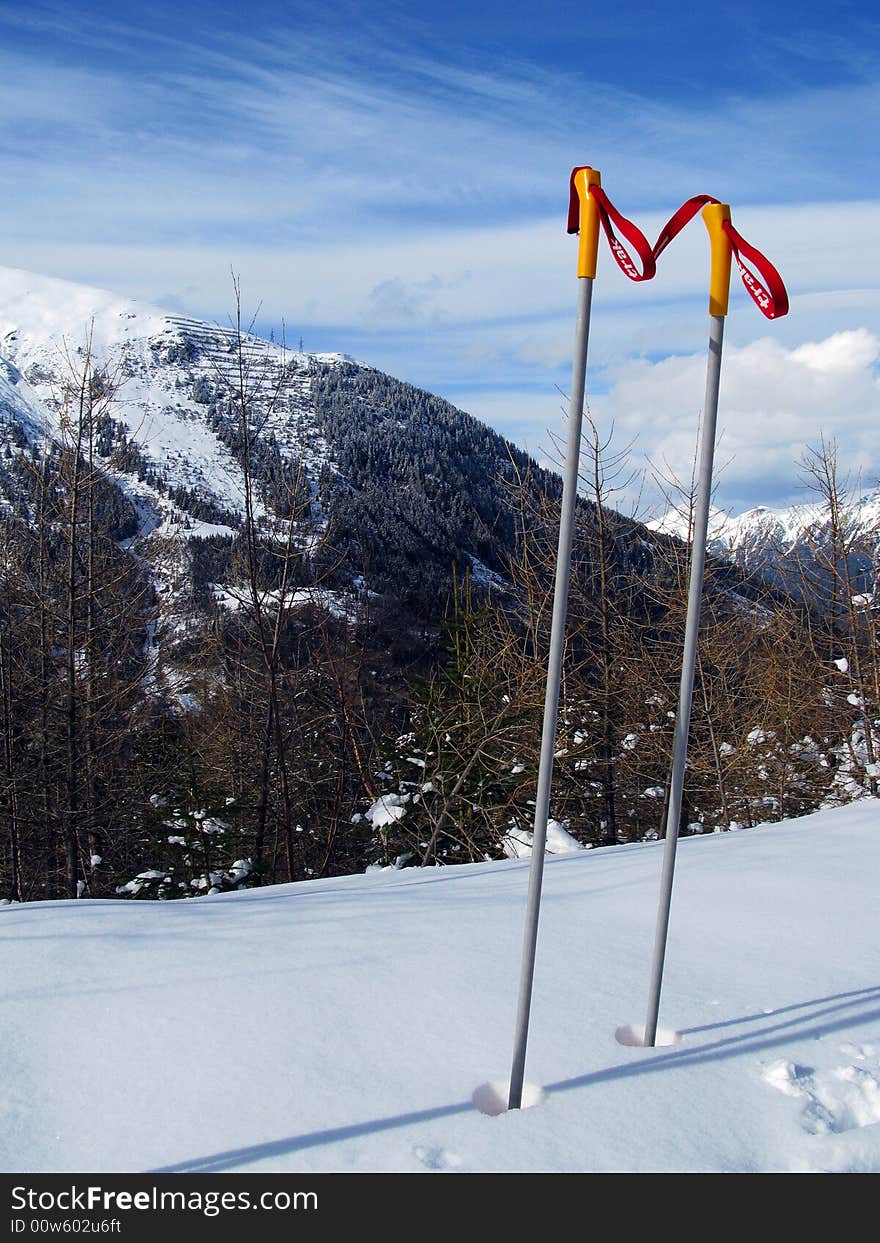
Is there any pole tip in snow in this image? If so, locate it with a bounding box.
[568,166,602,279]
[702,202,732,317]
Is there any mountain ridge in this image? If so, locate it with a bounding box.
[0,264,561,618]
[648,492,880,603]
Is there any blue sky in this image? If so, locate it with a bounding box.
[1,0,878,512]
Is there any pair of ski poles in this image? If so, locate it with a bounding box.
[508,167,789,1111]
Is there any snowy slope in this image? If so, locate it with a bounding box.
[0,356,48,445]
[0,266,169,361]
[0,265,365,650]
[1,801,878,1174]
[0,265,336,530]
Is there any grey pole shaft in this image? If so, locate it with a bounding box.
[508,276,594,1110]
[644,313,725,1047]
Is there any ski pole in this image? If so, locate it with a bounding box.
[507,166,601,1111]
[643,202,732,1047]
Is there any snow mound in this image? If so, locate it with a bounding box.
[365,793,409,828]
[501,818,586,859]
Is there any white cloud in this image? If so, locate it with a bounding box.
[1,12,878,247]
[791,328,879,373]
[5,200,878,335]
[596,331,880,513]
[462,330,880,517]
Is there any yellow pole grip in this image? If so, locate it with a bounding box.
[574,167,602,279]
[701,202,732,317]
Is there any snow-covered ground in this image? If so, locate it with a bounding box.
[1,802,878,1174]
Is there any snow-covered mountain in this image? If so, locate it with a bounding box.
[0,264,344,534]
[0,264,566,631]
[2,265,785,639]
[3,266,876,923]
[649,494,880,605]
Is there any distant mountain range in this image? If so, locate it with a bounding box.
[648,494,879,605]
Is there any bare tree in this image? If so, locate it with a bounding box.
[801,437,878,797]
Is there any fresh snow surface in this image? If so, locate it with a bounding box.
[1,802,878,1174]
[211,583,356,621]
[0,265,169,360]
[0,357,51,446]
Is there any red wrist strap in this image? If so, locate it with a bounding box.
[589,185,657,282]
[567,172,789,318]
[651,194,789,318]
[567,169,655,282]
[722,219,789,320]
[652,195,716,260]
